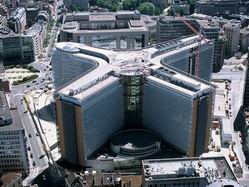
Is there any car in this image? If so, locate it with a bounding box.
[39,155,45,159]
[28,133,32,138]
[32,161,36,166]
[32,80,36,83]
[26,85,31,88]
[30,153,33,158]
[27,146,31,151]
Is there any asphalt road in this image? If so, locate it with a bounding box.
[14,94,48,168]
[11,61,52,94]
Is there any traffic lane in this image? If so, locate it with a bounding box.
[15,95,48,168]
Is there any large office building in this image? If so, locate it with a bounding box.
[7,7,26,33]
[0,91,29,174]
[52,35,215,167]
[142,156,241,187]
[196,0,239,16]
[59,10,156,49]
[0,19,47,65]
[224,20,240,58]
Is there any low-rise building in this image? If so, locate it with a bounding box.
[142,156,241,187]
[0,172,23,187]
[59,10,155,49]
[0,3,8,18]
[0,91,29,174]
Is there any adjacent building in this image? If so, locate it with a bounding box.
[0,62,10,92]
[142,156,241,187]
[197,19,224,72]
[0,172,23,187]
[172,0,190,15]
[0,91,29,174]
[157,16,224,72]
[223,20,240,58]
[240,26,249,53]
[64,0,88,10]
[26,8,40,28]
[7,7,26,33]
[59,11,156,49]
[156,16,198,43]
[196,0,239,16]
[25,21,47,58]
[0,15,7,27]
[52,36,215,167]
[0,19,47,65]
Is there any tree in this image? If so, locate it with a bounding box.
[96,0,118,11]
[138,2,155,15]
[123,0,138,10]
[187,0,196,14]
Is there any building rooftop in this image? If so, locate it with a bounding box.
[0,26,14,37]
[26,21,46,37]
[55,36,213,101]
[0,172,22,186]
[142,156,239,185]
[62,10,151,33]
[240,26,249,34]
[0,91,24,131]
[197,19,219,29]
[9,7,25,20]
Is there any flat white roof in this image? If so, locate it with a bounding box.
[55,39,213,100]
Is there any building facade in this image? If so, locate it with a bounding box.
[224,21,240,58]
[59,11,155,50]
[52,36,215,166]
[0,91,29,174]
[157,16,225,72]
[7,7,26,33]
[0,19,47,65]
[64,0,88,10]
[196,0,239,16]
[240,26,249,53]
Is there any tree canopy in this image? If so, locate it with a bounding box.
[123,0,138,10]
[138,2,155,15]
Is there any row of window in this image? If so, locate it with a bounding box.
[147,181,201,187]
[0,145,21,150]
[0,150,20,155]
[0,131,19,135]
[0,140,20,144]
[0,154,22,158]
